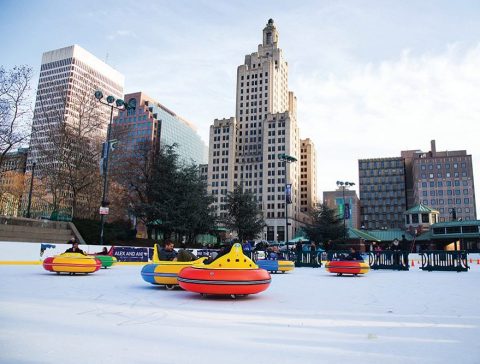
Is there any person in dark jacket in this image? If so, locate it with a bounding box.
[345,247,363,261]
[65,242,86,255]
[96,247,109,255]
[309,242,317,264]
[391,239,401,265]
[158,241,177,261]
[400,235,410,267]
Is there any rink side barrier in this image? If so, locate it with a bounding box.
[0,241,153,265]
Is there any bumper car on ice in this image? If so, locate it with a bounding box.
[141,244,206,289]
[43,253,101,275]
[177,243,271,298]
[325,259,369,276]
[256,259,294,273]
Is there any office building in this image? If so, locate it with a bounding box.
[358,157,407,229]
[207,19,316,241]
[111,92,207,168]
[25,44,124,217]
[403,140,476,222]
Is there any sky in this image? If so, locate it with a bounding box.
[1,0,480,216]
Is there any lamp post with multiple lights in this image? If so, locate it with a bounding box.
[278,153,297,244]
[94,91,136,245]
[25,160,36,218]
[336,180,355,240]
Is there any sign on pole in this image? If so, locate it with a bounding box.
[99,207,110,215]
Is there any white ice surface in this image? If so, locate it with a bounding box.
[0,264,479,364]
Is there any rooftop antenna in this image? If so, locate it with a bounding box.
[105,52,109,64]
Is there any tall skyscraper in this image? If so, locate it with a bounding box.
[207,19,314,242]
[358,157,407,229]
[25,45,124,217]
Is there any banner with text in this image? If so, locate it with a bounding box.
[112,246,150,262]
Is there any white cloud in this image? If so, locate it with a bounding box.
[106,30,136,41]
[294,43,480,216]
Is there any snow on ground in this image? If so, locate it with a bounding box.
[0,263,479,364]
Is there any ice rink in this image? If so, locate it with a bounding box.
[1,263,479,364]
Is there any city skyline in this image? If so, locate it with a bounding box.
[1,1,479,216]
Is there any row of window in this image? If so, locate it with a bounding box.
[212,127,230,134]
[420,180,467,188]
[212,143,229,149]
[266,212,285,218]
[359,160,403,169]
[362,205,405,213]
[266,203,286,210]
[422,198,471,206]
[360,185,405,192]
[240,72,268,80]
[421,189,469,197]
[239,78,268,87]
[419,162,467,170]
[359,177,405,184]
[420,172,467,179]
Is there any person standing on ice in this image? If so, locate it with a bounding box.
[158,241,178,261]
[400,234,410,267]
[309,241,317,264]
[391,239,401,266]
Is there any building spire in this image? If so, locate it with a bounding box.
[263,18,278,47]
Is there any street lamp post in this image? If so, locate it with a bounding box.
[336,181,355,241]
[94,91,136,245]
[278,153,297,244]
[26,161,36,218]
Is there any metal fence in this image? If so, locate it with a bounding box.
[368,251,410,271]
[420,251,469,272]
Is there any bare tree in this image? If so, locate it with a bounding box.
[32,70,108,218]
[0,66,33,169]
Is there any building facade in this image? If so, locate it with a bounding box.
[299,138,317,215]
[111,92,207,167]
[0,148,27,216]
[405,140,476,222]
[207,19,313,242]
[358,157,407,229]
[323,189,361,229]
[25,44,124,217]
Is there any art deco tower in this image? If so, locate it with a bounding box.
[208,19,304,241]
